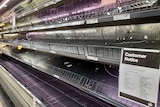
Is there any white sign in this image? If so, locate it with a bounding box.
[119,48,160,107]
[86,55,98,61]
[86,19,98,24]
[113,14,130,21]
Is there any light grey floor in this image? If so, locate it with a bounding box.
[0,86,14,107]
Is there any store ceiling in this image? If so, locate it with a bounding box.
[0,0,23,16]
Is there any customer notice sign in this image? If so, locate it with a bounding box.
[119,48,160,107]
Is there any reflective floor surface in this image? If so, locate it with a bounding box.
[0,86,14,107]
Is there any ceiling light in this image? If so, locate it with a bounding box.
[0,0,10,9]
[4,5,7,7]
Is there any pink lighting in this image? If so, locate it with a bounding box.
[101,0,116,6]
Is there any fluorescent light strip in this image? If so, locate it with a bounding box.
[0,0,10,9]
